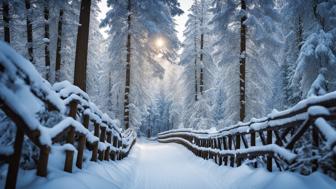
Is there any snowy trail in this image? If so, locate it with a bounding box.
[4,140,336,189]
[128,141,223,189]
[128,141,336,189]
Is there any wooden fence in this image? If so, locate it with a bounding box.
[158,93,336,175]
[0,41,136,189]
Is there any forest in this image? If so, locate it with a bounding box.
[0,0,335,135]
[0,0,336,189]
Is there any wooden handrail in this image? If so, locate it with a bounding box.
[0,42,137,189]
[158,92,336,175]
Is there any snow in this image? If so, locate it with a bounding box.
[0,41,66,134]
[42,38,50,43]
[308,105,330,116]
[0,41,65,113]
[39,117,99,146]
[3,140,335,189]
[0,146,13,156]
[315,118,336,149]
[53,81,90,101]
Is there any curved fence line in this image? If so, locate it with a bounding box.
[0,41,136,189]
[158,93,336,175]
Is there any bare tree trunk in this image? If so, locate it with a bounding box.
[124,0,132,129]
[74,0,92,91]
[43,1,50,80]
[2,0,10,43]
[239,0,247,121]
[55,9,64,82]
[25,0,34,63]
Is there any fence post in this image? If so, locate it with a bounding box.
[206,139,210,160]
[312,125,319,172]
[37,145,50,177]
[119,140,123,160]
[94,122,100,137]
[222,137,228,165]
[209,139,213,159]
[267,130,272,172]
[120,139,124,160]
[215,138,221,164]
[116,139,120,160]
[64,100,77,173]
[105,131,112,160]
[236,134,241,166]
[98,127,106,160]
[228,135,234,167]
[76,114,89,169]
[5,127,24,189]
[250,130,257,168]
[197,138,201,157]
[91,141,98,161]
[111,135,117,160]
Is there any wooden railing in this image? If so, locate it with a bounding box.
[0,41,136,189]
[158,93,336,175]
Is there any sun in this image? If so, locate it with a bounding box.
[155,37,165,49]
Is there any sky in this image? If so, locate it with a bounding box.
[97,0,193,42]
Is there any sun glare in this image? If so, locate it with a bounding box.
[155,37,165,49]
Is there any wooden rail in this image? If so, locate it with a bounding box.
[0,41,136,189]
[158,93,336,175]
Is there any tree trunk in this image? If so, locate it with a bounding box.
[239,0,247,122]
[2,0,10,43]
[55,9,64,82]
[296,16,303,51]
[25,0,34,63]
[124,0,132,129]
[193,0,199,101]
[199,1,204,96]
[44,1,50,80]
[199,33,204,96]
[194,58,198,101]
[74,0,92,91]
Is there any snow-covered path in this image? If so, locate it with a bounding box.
[3,140,336,189]
[127,141,336,189]
[129,141,223,189]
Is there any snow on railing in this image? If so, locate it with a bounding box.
[158,91,336,174]
[0,41,136,189]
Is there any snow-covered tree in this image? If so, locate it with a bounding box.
[291,0,336,98]
[210,0,283,124]
[294,29,336,97]
[180,0,215,129]
[101,0,182,129]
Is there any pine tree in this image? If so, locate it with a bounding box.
[286,0,336,99]
[101,0,182,129]
[211,0,282,122]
